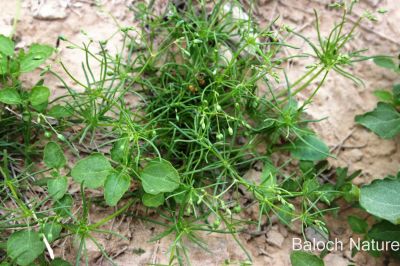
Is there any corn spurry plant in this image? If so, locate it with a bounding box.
[0,0,385,265]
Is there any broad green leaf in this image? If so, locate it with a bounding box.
[373,57,397,70]
[335,168,360,189]
[33,102,48,113]
[44,142,66,169]
[390,250,400,261]
[142,193,164,207]
[299,160,314,175]
[47,176,68,200]
[373,90,393,103]
[0,57,7,74]
[337,168,350,187]
[348,215,368,234]
[342,183,360,203]
[356,102,400,139]
[141,159,180,195]
[110,136,130,163]
[261,161,277,186]
[360,177,400,224]
[302,178,320,202]
[277,204,294,226]
[71,153,112,189]
[368,221,400,241]
[364,235,383,257]
[290,135,329,161]
[290,251,324,266]
[29,43,54,56]
[0,88,21,105]
[50,258,72,266]
[259,161,277,198]
[393,84,400,101]
[48,105,73,119]
[42,222,62,243]
[319,183,338,204]
[369,222,400,259]
[20,44,53,72]
[54,194,73,217]
[104,171,131,206]
[0,35,14,56]
[7,230,45,266]
[172,185,188,204]
[303,178,320,194]
[282,178,300,192]
[29,86,50,106]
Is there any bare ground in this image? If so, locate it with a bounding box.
[1,0,399,265]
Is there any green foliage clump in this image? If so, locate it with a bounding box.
[356,56,400,138]
[0,0,390,265]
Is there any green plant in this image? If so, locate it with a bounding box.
[344,174,400,259]
[0,35,54,163]
[352,55,400,260]
[290,251,324,266]
[356,55,400,138]
[0,0,383,265]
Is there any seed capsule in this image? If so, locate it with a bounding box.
[57,134,67,142]
[44,131,52,138]
[233,205,242,213]
[188,84,197,93]
[213,219,221,229]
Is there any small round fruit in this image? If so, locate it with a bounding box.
[44,131,52,138]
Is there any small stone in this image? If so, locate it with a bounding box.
[243,169,262,185]
[223,3,249,21]
[243,204,256,220]
[254,235,266,246]
[15,41,26,50]
[271,225,279,231]
[305,226,329,249]
[32,0,69,20]
[266,230,284,248]
[284,10,304,23]
[279,225,288,238]
[258,0,273,5]
[333,227,345,236]
[218,44,233,66]
[0,24,13,37]
[237,136,247,145]
[354,251,368,265]
[347,149,363,162]
[324,253,350,266]
[343,249,353,260]
[253,161,263,171]
[365,0,380,7]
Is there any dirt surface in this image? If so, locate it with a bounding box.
[1,0,399,265]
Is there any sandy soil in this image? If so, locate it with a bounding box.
[1,0,399,265]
